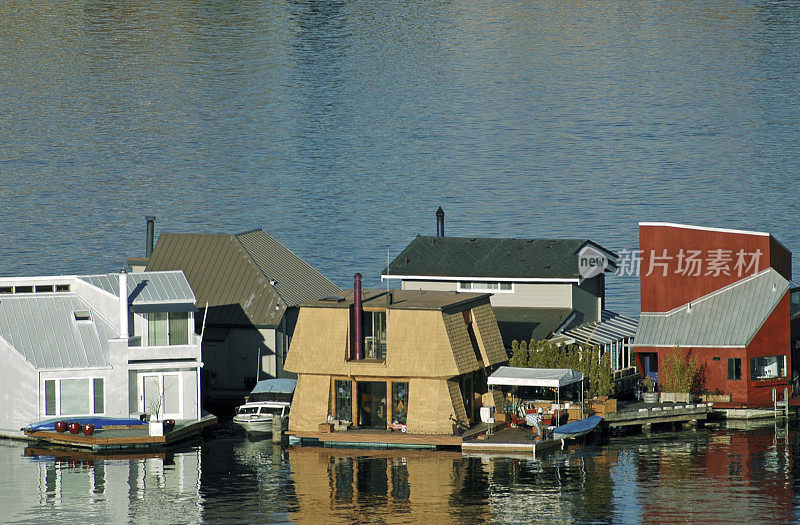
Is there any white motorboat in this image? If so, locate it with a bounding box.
[233,379,296,436]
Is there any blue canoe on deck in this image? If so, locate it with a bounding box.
[552,415,603,440]
[24,417,147,432]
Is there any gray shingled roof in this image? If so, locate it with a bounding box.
[383,236,616,279]
[634,268,789,348]
[0,294,115,369]
[493,307,574,347]
[146,230,342,327]
[80,271,195,305]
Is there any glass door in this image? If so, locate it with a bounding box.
[140,373,182,419]
[357,381,387,430]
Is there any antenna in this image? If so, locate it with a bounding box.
[387,247,390,292]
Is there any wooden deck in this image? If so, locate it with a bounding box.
[289,429,462,448]
[605,402,709,432]
[24,415,217,451]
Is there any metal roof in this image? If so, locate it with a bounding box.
[384,236,617,279]
[80,271,195,305]
[634,268,789,348]
[145,230,342,327]
[556,310,638,346]
[0,294,114,369]
[488,366,584,388]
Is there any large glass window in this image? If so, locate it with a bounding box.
[363,311,387,360]
[392,382,409,424]
[46,378,104,416]
[145,311,190,346]
[727,358,741,380]
[334,379,353,422]
[169,312,189,345]
[147,312,169,346]
[751,355,786,380]
[60,378,90,415]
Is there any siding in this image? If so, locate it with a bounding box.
[470,303,508,366]
[442,312,482,376]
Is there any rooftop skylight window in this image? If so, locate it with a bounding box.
[74,311,92,322]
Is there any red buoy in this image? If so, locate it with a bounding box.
[82,423,95,436]
[54,420,67,433]
[68,422,81,434]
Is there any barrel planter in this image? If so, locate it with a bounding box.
[643,392,659,404]
[68,422,81,434]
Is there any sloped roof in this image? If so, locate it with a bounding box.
[302,288,491,311]
[556,310,638,346]
[493,307,573,347]
[383,236,617,280]
[634,268,789,348]
[145,230,342,327]
[0,294,115,369]
[80,271,195,305]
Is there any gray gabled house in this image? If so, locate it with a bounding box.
[137,229,342,407]
[382,228,618,349]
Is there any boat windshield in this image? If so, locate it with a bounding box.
[259,407,284,416]
[237,407,260,415]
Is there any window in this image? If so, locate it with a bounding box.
[458,281,513,292]
[44,378,104,416]
[727,358,741,380]
[392,382,408,424]
[334,379,353,422]
[751,355,786,380]
[363,311,386,360]
[145,311,190,346]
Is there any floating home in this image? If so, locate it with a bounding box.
[382,209,620,350]
[130,219,342,407]
[0,271,202,438]
[285,274,507,444]
[634,222,793,405]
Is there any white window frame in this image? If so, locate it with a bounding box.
[143,311,192,347]
[44,376,105,417]
[457,281,515,293]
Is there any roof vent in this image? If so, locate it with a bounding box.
[74,311,91,322]
[320,295,345,303]
[686,303,692,313]
[772,282,777,292]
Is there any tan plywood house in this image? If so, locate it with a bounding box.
[285,275,507,436]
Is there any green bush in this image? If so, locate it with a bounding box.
[660,345,704,394]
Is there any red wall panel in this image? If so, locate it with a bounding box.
[639,224,775,312]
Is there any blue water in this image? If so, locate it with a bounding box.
[2,424,799,523]
[2,0,800,314]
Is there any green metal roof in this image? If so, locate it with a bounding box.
[383,236,616,280]
[145,230,342,327]
[634,268,789,348]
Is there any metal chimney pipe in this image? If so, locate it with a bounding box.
[145,216,156,257]
[119,270,128,339]
[354,273,363,361]
[436,207,445,237]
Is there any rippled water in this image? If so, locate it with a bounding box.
[1,0,799,313]
[2,424,799,523]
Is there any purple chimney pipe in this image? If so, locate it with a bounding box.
[354,273,363,361]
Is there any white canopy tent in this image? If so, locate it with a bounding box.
[487,366,585,422]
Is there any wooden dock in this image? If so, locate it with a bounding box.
[24,415,217,451]
[605,403,709,433]
[289,429,461,449]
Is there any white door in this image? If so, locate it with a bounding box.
[140,373,182,419]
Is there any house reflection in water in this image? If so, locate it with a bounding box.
[22,447,202,522]
[287,448,491,523]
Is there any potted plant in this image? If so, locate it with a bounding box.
[147,396,164,437]
[642,377,659,403]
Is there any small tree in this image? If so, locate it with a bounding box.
[509,340,527,368]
